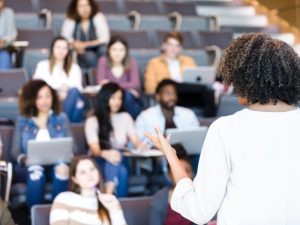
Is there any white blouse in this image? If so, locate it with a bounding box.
[171,108,300,225]
[33,60,82,91]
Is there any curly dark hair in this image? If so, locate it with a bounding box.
[19,80,60,117]
[66,0,100,21]
[217,33,300,105]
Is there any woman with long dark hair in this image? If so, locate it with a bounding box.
[97,35,142,119]
[84,82,145,197]
[61,0,110,68]
[50,155,127,225]
[33,36,86,123]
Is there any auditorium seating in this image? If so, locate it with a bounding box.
[96,0,121,14]
[39,0,69,14]
[5,0,37,13]
[217,96,245,117]
[15,14,43,29]
[0,69,29,97]
[17,28,54,49]
[0,126,14,162]
[31,196,153,225]
[163,2,197,16]
[197,31,233,49]
[111,30,152,49]
[124,1,162,15]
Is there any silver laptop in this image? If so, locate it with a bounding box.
[27,137,73,166]
[166,127,208,155]
[183,66,216,86]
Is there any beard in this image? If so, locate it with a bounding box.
[160,100,176,111]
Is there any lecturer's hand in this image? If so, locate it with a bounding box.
[144,127,174,155]
[145,127,188,183]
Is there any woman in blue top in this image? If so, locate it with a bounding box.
[12,80,76,208]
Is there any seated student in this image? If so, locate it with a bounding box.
[149,145,194,225]
[144,32,196,94]
[50,156,127,225]
[136,79,199,141]
[0,0,17,69]
[144,32,216,117]
[11,80,77,208]
[97,35,143,119]
[85,82,145,197]
[61,0,110,68]
[33,36,86,123]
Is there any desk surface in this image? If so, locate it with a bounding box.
[123,149,163,157]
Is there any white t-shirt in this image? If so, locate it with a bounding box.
[167,58,182,83]
[35,129,51,141]
[33,60,82,91]
[171,108,300,225]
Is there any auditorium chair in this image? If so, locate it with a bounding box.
[163,2,197,16]
[17,28,54,49]
[111,30,152,49]
[5,0,37,13]
[197,31,233,49]
[31,196,153,225]
[217,95,245,117]
[124,1,162,15]
[96,0,121,14]
[39,0,69,14]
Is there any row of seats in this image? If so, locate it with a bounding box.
[7,0,242,14]
[31,197,152,225]
[14,13,215,34]
[16,29,233,49]
[16,48,215,83]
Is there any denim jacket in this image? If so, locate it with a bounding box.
[11,113,75,163]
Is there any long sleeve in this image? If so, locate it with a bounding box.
[1,8,17,44]
[11,117,23,163]
[97,56,108,84]
[61,18,75,42]
[144,59,158,94]
[135,112,148,141]
[68,63,83,91]
[32,61,46,80]
[171,120,231,225]
[93,13,110,44]
[118,59,140,90]
[50,196,71,225]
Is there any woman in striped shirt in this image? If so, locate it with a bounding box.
[50,156,127,225]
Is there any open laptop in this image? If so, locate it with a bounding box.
[27,137,73,166]
[183,66,216,86]
[166,127,208,155]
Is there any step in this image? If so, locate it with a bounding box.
[218,15,268,27]
[196,6,256,17]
